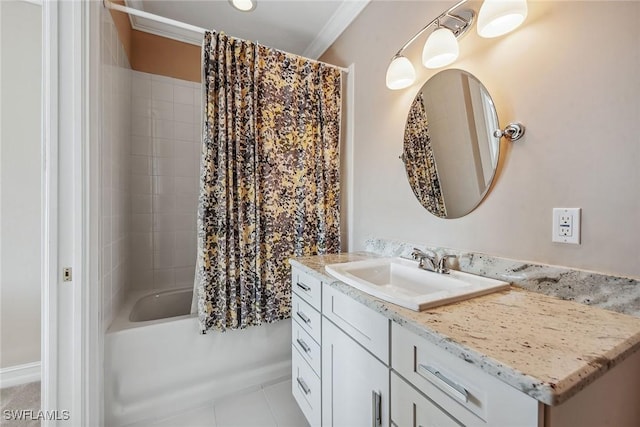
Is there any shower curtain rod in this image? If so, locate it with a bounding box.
[102,0,350,74]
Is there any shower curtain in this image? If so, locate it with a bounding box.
[194,31,341,332]
[404,92,446,217]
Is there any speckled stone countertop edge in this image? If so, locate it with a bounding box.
[288,255,640,406]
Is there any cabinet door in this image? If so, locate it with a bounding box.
[391,372,461,427]
[322,285,389,363]
[322,318,389,427]
[392,323,539,426]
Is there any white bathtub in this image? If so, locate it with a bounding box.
[128,287,193,322]
[105,287,292,426]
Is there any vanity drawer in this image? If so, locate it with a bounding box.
[292,346,321,427]
[391,371,461,427]
[292,268,322,311]
[322,285,390,364]
[292,292,321,343]
[391,323,538,426]
[292,317,321,376]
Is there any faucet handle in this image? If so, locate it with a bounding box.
[412,247,436,258]
[437,254,457,274]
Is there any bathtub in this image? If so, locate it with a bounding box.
[105,287,292,426]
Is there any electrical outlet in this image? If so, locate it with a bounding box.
[558,214,572,236]
[552,208,581,244]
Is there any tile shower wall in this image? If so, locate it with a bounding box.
[129,71,201,291]
[101,8,132,329]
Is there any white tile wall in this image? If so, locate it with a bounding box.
[101,8,132,330]
[130,70,201,291]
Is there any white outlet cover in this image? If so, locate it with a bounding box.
[552,208,581,244]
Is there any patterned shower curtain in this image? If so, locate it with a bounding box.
[403,92,446,217]
[194,31,341,332]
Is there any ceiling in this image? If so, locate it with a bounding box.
[125,0,370,59]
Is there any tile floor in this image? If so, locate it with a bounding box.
[1,379,306,427]
[133,379,308,427]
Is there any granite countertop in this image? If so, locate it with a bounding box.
[289,253,640,406]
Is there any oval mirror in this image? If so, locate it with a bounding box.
[403,69,500,219]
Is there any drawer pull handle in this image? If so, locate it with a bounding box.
[296,338,311,353]
[371,390,382,427]
[297,282,311,292]
[417,364,468,403]
[297,377,311,395]
[296,311,311,324]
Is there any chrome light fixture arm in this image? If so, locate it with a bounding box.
[391,0,473,58]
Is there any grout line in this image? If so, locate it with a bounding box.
[260,387,280,427]
[211,403,218,427]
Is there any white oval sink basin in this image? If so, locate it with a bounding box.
[324,257,510,311]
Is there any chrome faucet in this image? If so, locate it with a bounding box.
[411,248,438,272]
[411,248,457,274]
[436,254,457,274]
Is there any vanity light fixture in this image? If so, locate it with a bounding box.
[386,0,527,90]
[229,0,257,12]
[385,55,416,90]
[477,0,528,38]
[422,24,459,69]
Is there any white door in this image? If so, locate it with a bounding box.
[322,319,389,427]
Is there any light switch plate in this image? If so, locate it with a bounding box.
[552,208,581,244]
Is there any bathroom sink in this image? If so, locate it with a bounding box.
[324,257,510,311]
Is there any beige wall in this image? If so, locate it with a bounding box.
[131,30,201,83]
[109,3,201,83]
[321,1,640,279]
[0,0,42,368]
[109,0,132,61]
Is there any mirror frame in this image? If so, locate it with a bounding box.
[402,69,502,219]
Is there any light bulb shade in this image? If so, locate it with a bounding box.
[477,0,528,38]
[422,28,459,69]
[229,0,256,12]
[385,56,416,90]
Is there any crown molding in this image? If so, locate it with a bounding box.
[302,0,370,59]
[124,0,369,56]
[125,0,202,46]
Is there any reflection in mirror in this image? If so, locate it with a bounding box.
[403,69,500,218]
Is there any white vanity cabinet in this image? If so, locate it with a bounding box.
[322,286,390,427]
[391,323,539,427]
[391,322,640,427]
[291,266,391,427]
[291,268,324,426]
[291,263,640,427]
